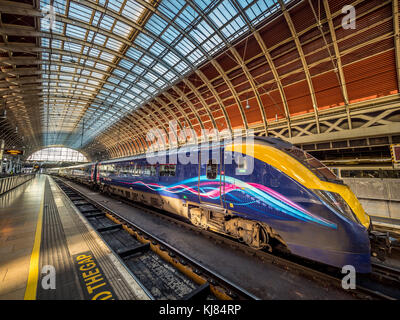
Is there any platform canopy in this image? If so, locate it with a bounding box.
[0,0,399,160]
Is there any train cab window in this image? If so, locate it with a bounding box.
[160,164,176,177]
[206,159,218,180]
[285,146,339,182]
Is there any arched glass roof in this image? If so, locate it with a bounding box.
[2,0,397,161]
[27,147,88,162]
[39,0,288,148]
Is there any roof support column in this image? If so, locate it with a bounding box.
[279,0,321,134]
[195,70,233,135]
[253,31,292,138]
[181,79,219,132]
[322,0,352,130]
[230,47,269,135]
[149,101,180,145]
[210,60,249,131]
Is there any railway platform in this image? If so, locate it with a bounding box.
[0,175,150,300]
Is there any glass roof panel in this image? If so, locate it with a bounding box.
[68,2,93,22]
[122,1,145,22]
[108,0,124,13]
[38,0,292,149]
[28,147,88,162]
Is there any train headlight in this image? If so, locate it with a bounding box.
[312,189,360,224]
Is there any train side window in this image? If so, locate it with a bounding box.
[237,157,247,171]
[137,165,143,176]
[122,165,130,176]
[143,165,157,176]
[108,164,116,175]
[132,164,138,176]
[160,164,176,177]
[101,165,109,177]
[206,159,218,179]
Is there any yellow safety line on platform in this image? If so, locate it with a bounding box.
[24,184,45,300]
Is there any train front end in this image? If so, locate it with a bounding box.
[227,137,373,273]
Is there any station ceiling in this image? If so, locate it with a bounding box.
[0,0,400,160]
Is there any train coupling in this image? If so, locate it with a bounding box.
[369,230,399,261]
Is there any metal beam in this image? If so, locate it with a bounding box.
[288,122,400,145]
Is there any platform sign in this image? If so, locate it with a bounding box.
[390,144,400,168]
[4,149,23,156]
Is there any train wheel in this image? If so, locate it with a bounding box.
[238,223,269,250]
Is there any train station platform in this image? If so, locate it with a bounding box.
[0,175,150,300]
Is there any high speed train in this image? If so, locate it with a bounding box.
[51,137,374,273]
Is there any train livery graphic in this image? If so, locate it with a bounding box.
[117,176,338,229]
[51,137,373,273]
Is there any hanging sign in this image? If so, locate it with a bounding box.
[4,149,24,155]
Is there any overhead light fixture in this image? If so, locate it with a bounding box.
[246,100,250,109]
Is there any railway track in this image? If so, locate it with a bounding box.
[55,176,400,300]
[53,177,258,301]
[370,262,400,285]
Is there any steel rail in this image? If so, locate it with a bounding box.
[371,262,400,284]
